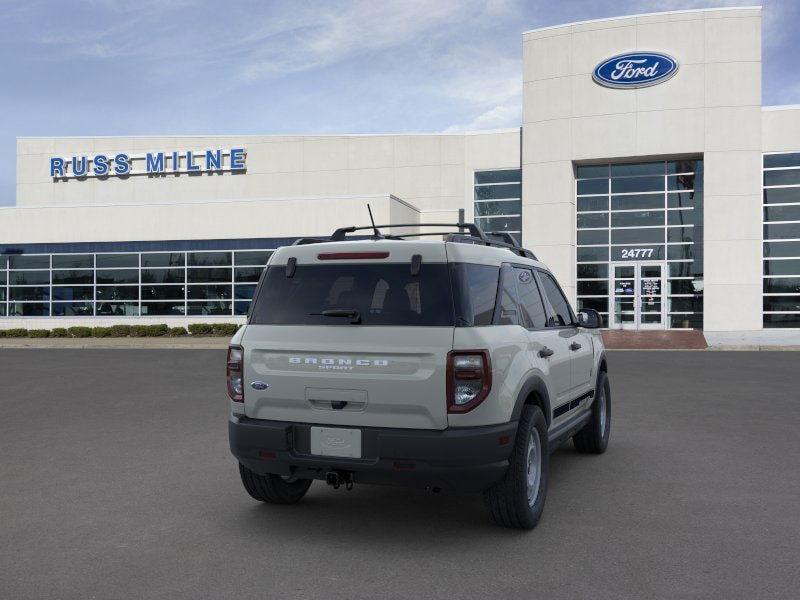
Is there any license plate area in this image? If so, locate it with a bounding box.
[310,426,362,458]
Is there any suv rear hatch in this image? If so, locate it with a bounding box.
[242,241,454,430]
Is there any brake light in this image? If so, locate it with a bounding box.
[227,345,244,402]
[317,252,390,260]
[446,350,492,413]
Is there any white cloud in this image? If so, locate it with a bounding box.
[443,102,521,132]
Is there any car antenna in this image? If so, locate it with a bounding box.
[367,203,382,239]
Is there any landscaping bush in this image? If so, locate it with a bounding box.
[108,324,132,337]
[212,323,239,336]
[129,325,148,337]
[4,328,29,338]
[68,326,92,338]
[28,329,51,338]
[91,327,112,338]
[168,326,188,337]
[51,328,69,338]
[145,324,169,337]
[188,323,214,336]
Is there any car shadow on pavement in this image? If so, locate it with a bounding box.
[222,447,586,543]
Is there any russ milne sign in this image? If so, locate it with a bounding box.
[592,52,678,89]
[49,148,246,179]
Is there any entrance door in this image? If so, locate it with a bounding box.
[610,262,666,330]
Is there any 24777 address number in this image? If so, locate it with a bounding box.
[620,248,655,259]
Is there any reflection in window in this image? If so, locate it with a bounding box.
[1,246,275,318]
[474,169,521,242]
[576,159,704,329]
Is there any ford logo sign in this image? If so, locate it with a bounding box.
[250,381,269,390]
[593,52,678,89]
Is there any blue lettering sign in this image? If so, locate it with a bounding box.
[93,154,109,176]
[72,156,88,177]
[50,158,65,177]
[593,52,678,89]
[114,153,130,175]
[205,149,222,170]
[230,147,246,170]
[48,147,246,179]
[146,152,165,173]
[186,150,200,172]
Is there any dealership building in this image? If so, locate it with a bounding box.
[2,6,800,340]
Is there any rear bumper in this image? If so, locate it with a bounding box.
[229,415,518,493]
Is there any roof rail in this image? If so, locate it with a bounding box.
[323,222,537,260]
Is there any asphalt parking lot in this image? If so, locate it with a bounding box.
[1,349,798,599]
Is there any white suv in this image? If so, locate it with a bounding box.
[228,223,610,529]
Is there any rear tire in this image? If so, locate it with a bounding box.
[238,463,312,504]
[483,405,549,530]
[573,371,611,454]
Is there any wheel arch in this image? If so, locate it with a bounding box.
[511,375,552,427]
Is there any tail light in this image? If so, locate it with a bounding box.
[227,345,244,402]
[446,350,491,413]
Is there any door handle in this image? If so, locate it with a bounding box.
[569,342,582,351]
[539,347,554,358]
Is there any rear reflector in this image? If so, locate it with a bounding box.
[318,252,390,260]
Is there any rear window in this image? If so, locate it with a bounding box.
[249,261,504,327]
[250,263,455,326]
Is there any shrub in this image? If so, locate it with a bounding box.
[68,326,92,338]
[188,323,213,336]
[129,325,148,338]
[51,328,69,338]
[4,328,29,338]
[168,326,188,337]
[28,329,51,338]
[212,323,239,336]
[92,327,112,338]
[145,324,169,337]
[109,324,132,337]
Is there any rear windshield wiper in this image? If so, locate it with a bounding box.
[310,309,362,324]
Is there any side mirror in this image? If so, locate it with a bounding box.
[577,308,602,329]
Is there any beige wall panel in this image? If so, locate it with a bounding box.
[302,137,349,171]
[347,136,395,170]
[523,32,572,82]
[762,109,800,152]
[393,136,441,167]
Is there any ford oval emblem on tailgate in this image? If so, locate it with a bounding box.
[250,381,269,390]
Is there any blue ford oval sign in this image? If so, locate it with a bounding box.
[593,52,678,89]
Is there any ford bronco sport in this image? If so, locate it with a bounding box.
[228,223,610,529]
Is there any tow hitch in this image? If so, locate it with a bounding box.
[325,470,354,490]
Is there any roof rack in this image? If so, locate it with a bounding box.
[292,222,537,260]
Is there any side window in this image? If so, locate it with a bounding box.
[514,267,548,329]
[495,265,520,326]
[450,263,500,326]
[537,271,574,327]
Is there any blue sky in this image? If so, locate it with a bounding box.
[1,0,798,206]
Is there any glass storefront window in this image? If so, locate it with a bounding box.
[474,169,521,241]
[141,253,185,268]
[576,159,704,329]
[96,269,138,284]
[188,252,231,267]
[763,153,800,329]
[141,269,185,284]
[9,255,49,269]
[97,254,138,268]
[10,271,50,285]
[0,246,275,318]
